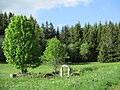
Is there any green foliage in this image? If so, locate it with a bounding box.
[60,25,70,45]
[80,43,90,61]
[68,42,81,62]
[0,36,6,62]
[0,11,120,63]
[0,11,14,35]
[98,21,120,62]
[82,23,98,61]
[41,21,57,39]
[0,12,14,62]
[2,15,42,73]
[42,38,69,72]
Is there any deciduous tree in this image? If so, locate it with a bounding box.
[2,15,42,73]
[41,38,69,72]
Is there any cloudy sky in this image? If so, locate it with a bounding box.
[0,0,120,27]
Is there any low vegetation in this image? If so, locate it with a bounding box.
[0,62,120,90]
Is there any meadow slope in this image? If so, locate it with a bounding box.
[0,62,120,90]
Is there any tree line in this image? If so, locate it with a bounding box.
[41,21,120,63]
[0,11,14,62]
[0,12,120,64]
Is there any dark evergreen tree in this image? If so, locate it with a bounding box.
[74,21,82,42]
[0,12,14,35]
[0,11,3,35]
[60,25,70,45]
[29,15,46,55]
[56,26,60,39]
[44,21,50,39]
[98,22,110,62]
[0,36,6,62]
[97,22,103,51]
[49,22,56,38]
[69,25,75,43]
[82,23,92,61]
[8,12,14,23]
[98,21,120,62]
[88,23,98,61]
[36,24,46,55]
[68,42,81,62]
[3,12,8,35]
[67,22,82,62]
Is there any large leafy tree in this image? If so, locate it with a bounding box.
[2,15,42,73]
[42,38,69,72]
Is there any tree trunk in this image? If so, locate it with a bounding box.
[54,67,57,73]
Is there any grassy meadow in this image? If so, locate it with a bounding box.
[0,62,120,90]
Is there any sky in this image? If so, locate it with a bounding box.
[0,0,120,28]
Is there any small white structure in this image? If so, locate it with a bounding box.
[10,74,13,78]
[60,64,70,77]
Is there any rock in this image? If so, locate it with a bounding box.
[51,71,59,75]
[43,73,54,78]
[10,73,18,78]
[70,72,80,76]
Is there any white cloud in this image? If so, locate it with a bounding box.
[0,0,93,16]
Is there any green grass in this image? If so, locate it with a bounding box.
[108,83,120,90]
[0,62,120,90]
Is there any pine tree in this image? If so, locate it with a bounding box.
[98,23,108,62]
[37,24,46,54]
[49,22,56,38]
[69,25,75,43]
[44,21,50,39]
[3,12,8,34]
[56,26,60,39]
[8,12,14,23]
[74,21,82,42]
[0,12,14,35]
[0,11,3,35]
[98,21,120,62]
[67,22,82,62]
[60,25,70,45]
[82,23,92,61]
[68,42,81,62]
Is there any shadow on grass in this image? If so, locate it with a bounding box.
[66,62,96,65]
[0,61,7,64]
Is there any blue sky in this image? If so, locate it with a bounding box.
[0,0,120,28]
[38,0,120,27]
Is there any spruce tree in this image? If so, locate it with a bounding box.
[56,26,60,39]
[49,22,56,38]
[0,11,3,35]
